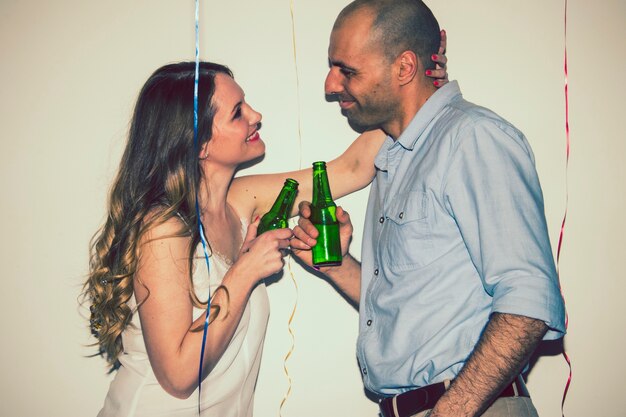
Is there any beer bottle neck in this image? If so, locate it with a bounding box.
[312,164,334,206]
[270,185,298,218]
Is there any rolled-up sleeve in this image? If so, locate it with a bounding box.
[442,119,566,339]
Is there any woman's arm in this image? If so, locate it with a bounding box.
[229,31,448,221]
[229,129,386,221]
[134,217,291,399]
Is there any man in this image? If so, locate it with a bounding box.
[291,1,566,416]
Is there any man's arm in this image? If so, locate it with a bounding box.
[432,117,565,415]
[290,202,361,305]
[318,253,361,307]
[429,313,547,417]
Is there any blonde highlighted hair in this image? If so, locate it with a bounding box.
[83,62,232,370]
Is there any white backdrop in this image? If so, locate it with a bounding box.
[1,1,625,416]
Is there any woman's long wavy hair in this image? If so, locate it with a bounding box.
[84,62,232,370]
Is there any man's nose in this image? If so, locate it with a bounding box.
[324,68,343,96]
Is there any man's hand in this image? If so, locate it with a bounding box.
[290,201,353,267]
[290,201,362,305]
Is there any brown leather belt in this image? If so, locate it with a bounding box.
[379,376,530,417]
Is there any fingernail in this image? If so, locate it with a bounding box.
[313,266,320,271]
[425,70,432,76]
[433,81,439,86]
[432,54,438,60]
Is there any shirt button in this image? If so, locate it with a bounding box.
[362,368,367,375]
[399,212,404,219]
[374,269,379,276]
[367,319,372,326]
[379,216,385,224]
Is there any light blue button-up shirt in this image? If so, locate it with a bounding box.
[357,81,566,396]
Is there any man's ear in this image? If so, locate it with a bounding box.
[397,51,419,86]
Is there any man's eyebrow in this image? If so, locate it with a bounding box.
[328,58,357,72]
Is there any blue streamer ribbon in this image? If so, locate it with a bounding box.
[192,0,214,414]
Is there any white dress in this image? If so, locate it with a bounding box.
[98,221,270,417]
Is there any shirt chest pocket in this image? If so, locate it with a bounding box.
[380,191,434,271]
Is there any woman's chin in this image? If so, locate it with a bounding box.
[240,146,266,166]
[249,139,266,155]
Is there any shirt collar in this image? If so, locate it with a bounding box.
[396,80,462,150]
[374,81,462,171]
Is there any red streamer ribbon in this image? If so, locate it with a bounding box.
[556,1,572,416]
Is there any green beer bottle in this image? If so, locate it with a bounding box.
[310,161,342,266]
[257,178,299,236]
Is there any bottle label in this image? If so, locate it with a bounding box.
[312,223,342,266]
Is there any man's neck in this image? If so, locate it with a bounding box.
[386,82,437,140]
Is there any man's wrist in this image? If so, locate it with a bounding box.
[318,252,357,276]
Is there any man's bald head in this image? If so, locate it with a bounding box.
[334,0,441,71]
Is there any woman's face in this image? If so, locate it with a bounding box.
[203,73,264,167]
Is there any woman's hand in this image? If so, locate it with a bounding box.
[426,29,449,87]
[234,218,292,281]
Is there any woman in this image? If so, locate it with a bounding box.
[85,55,447,416]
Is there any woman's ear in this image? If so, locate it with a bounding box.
[199,141,210,160]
